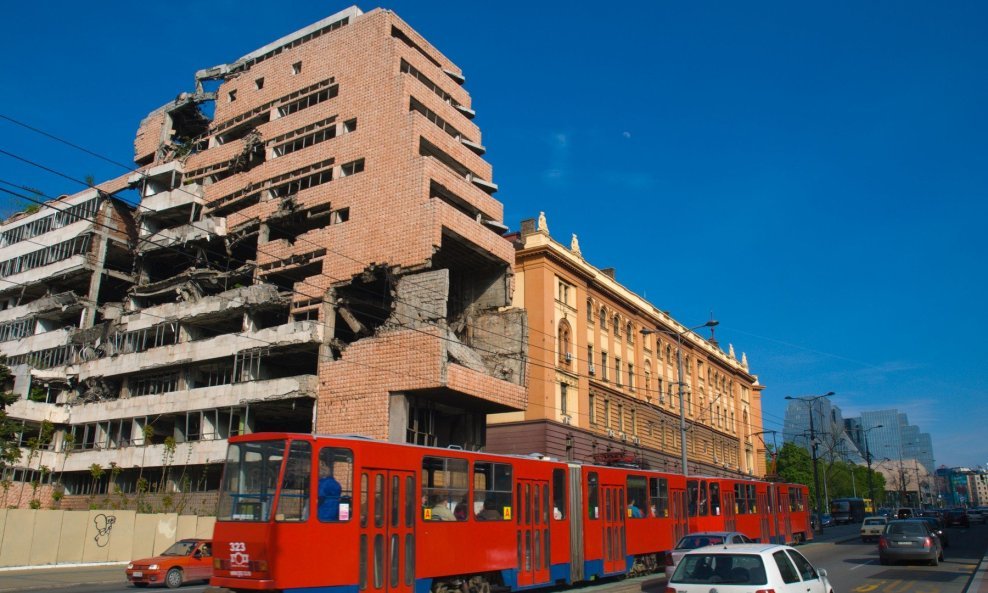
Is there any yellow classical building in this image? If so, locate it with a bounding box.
[487,215,767,478]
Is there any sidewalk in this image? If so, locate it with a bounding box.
[0,563,127,593]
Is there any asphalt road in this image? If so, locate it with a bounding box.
[1,522,984,593]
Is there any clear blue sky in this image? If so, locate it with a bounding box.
[1,2,986,468]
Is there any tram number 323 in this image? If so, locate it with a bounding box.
[229,542,252,577]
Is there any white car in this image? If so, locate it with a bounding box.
[860,516,888,542]
[668,543,834,593]
[663,531,756,579]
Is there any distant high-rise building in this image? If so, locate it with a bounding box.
[783,397,863,464]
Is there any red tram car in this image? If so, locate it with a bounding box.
[207,433,812,593]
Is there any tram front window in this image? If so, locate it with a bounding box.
[218,440,286,522]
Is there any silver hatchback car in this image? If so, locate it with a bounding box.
[879,519,944,566]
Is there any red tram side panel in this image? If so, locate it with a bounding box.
[207,433,812,593]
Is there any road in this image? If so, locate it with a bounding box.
[796,522,987,593]
[0,522,984,593]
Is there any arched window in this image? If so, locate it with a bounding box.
[599,307,607,329]
[612,314,620,336]
[643,361,652,392]
[626,322,634,342]
[586,298,594,322]
[666,345,673,363]
[558,320,572,364]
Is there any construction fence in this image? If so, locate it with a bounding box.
[0,509,215,568]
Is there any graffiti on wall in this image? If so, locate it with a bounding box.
[94,514,116,547]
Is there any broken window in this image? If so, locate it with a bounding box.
[271,168,333,199]
[278,85,338,117]
[340,158,364,177]
[292,61,302,75]
[191,363,233,388]
[228,90,238,102]
[234,348,266,382]
[130,372,180,397]
[331,207,349,224]
[273,125,337,156]
[255,77,265,90]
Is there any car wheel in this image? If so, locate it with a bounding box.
[930,555,939,567]
[165,567,183,589]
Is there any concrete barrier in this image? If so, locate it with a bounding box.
[0,509,216,568]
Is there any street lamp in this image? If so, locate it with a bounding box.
[859,424,883,510]
[785,391,835,533]
[641,319,719,477]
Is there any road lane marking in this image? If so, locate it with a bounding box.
[851,559,876,571]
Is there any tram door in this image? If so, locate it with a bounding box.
[723,489,737,532]
[757,490,770,543]
[778,487,792,544]
[516,479,551,587]
[671,489,688,543]
[601,484,626,574]
[360,469,416,593]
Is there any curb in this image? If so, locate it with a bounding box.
[963,553,988,593]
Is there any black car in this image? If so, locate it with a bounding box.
[945,508,969,527]
[916,516,949,547]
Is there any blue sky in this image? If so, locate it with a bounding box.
[1,2,986,468]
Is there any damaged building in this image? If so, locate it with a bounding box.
[1,5,527,508]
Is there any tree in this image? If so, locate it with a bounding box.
[775,442,816,501]
[0,360,23,479]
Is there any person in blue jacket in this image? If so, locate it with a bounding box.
[318,458,342,521]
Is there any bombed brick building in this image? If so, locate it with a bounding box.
[1,6,526,507]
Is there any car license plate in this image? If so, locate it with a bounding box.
[897,541,913,546]
[132,571,143,577]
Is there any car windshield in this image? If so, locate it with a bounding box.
[161,541,196,556]
[677,535,725,549]
[217,439,287,522]
[672,553,767,585]
[887,522,925,536]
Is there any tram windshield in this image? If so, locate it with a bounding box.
[217,439,286,522]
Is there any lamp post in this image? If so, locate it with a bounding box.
[785,392,834,533]
[641,319,719,477]
[860,424,883,510]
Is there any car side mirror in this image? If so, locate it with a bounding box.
[818,569,828,578]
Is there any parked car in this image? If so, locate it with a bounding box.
[944,508,969,527]
[668,543,834,593]
[126,539,213,588]
[663,531,756,578]
[860,516,889,542]
[966,508,986,524]
[879,520,944,566]
[915,516,949,548]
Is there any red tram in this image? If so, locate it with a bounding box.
[207,433,812,593]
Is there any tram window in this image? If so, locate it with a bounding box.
[687,480,699,517]
[360,474,369,527]
[626,475,647,519]
[474,461,513,521]
[421,456,468,522]
[375,474,385,528]
[405,476,415,528]
[649,477,668,518]
[391,475,400,528]
[747,485,757,513]
[542,484,550,523]
[276,440,311,522]
[734,484,746,515]
[588,472,600,520]
[404,533,414,585]
[359,534,367,590]
[698,481,709,516]
[317,447,354,522]
[710,483,721,516]
[217,439,285,522]
[552,468,566,520]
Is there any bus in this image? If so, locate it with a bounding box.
[830,497,866,525]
